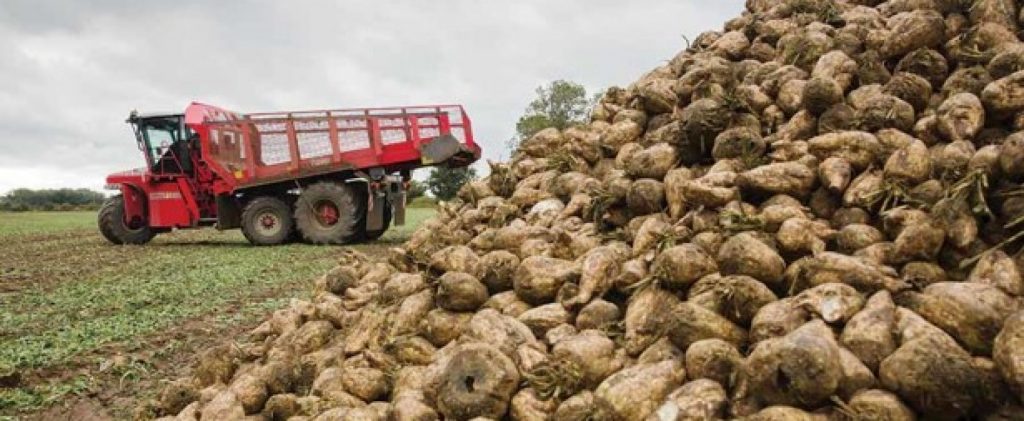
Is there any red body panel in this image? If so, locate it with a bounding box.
[148,182,194,227]
[106,171,194,229]
[106,102,480,230]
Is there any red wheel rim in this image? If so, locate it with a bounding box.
[254,211,283,238]
[315,201,340,226]
[260,214,277,229]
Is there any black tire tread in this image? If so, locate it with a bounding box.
[97,198,121,244]
[241,196,294,246]
[97,195,155,245]
[295,182,360,245]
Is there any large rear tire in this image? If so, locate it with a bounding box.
[295,182,360,244]
[241,196,294,246]
[98,195,155,245]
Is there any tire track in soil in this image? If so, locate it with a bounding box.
[0,229,151,294]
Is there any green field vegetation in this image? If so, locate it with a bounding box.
[0,208,434,418]
[0,212,104,237]
[407,196,439,208]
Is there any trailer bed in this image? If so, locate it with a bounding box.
[183,103,480,190]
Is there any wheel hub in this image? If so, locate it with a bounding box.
[315,201,340,226]
[255,212,282,236]
[260,215,277,229]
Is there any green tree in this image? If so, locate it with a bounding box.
[509,80,596,151]
[427,166,477,201]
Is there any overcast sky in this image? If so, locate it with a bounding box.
[0,0,745,193]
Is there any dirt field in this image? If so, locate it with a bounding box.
[0,209,434,420]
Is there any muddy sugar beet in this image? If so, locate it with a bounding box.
[146,0,1024,419]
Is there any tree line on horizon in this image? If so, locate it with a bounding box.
[0,188,106,212]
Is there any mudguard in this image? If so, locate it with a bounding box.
[420,134,480,167]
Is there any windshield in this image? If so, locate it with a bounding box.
[129,114,198,174]
[134,116,184,164]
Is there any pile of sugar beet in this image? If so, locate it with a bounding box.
[146,0,1024,420]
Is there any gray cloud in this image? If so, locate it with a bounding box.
[0,0,745,192]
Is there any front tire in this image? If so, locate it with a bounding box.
[241,196,294,246]
[295,182,360,244]
[98,195,155,245]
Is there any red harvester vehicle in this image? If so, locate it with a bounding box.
[100,102,480,246]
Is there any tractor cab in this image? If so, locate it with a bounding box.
[101,111,214,245]
[128,111,196,176]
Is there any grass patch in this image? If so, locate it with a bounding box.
[384,207,434,239]
[407,196,439,209]
[0,245,337,369]
[0,211,95,237]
